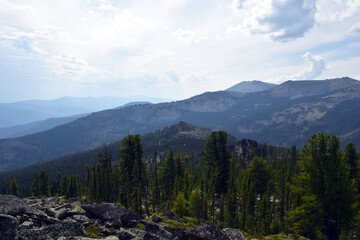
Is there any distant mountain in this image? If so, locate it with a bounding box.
[1,77,359,172]
[114,101,152,109]
[0,114,88,139]
[0,96,169,128]
[0,121,213,194]
[0,102,153,139]
[226,80,276,93]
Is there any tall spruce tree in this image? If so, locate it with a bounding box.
[288,133,357,240]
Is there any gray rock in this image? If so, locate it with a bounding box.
[116,229,141,240]
[223,228,246,240]
[72,214,90,223]
[0,214,18,240]
[186,224,230,240]
[41,220,87,239]
[19,220,34,230]
[25,207,59,227]
[18,229,52,240]
[141,220,173,239]
[128,228,146,239]
[152,215,162,223]
[162,211,182,222]
[82,203,139,227]
[54,203,72,211]
[58,210,86,220]
[0,194,27,215]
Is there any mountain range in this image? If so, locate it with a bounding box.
[0,96,169,129]
[0,77,359,172]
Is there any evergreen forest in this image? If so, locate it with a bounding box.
[2,128,360,240]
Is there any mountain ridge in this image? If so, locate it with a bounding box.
[226,80,276,93]
[0,77,359,171]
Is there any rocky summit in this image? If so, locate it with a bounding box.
[0,195,246,240]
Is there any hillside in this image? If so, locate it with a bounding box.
[226,80,276,93]
[0,77,359,171]
[0,114,87,139]
[0,122,213,194]
[0,96,168,128]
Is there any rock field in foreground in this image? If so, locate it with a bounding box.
[0,194,246,240]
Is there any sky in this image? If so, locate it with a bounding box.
[0,0,359,102]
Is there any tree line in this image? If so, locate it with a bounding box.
[8,131,360,239]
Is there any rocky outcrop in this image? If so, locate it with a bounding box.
[223,228,246,240]
[1,194,246,240]
[82,203,139,227]
[0,194,27,215]
[185,224,230,240]
[0,214,18,240]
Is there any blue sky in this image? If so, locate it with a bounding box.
[0,0,359,102]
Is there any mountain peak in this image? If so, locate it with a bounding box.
[226,80,277,93]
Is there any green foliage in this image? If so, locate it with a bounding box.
[85,224,101,239]
[204,131,230,196]
[189,188,202,223]
[9,176,20,197]
[288,133,357,240]
[173,191,188,218]
[2,128,360,239]
[31,170,49,197]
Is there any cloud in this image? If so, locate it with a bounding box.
[231,0,317,42]
[287,52,327,80]
[231,0,246,10]
[165,70,180,82]
[0,27,106,82]
[348,23,360,35]
[316,0,360,23]
[173,28,197,44]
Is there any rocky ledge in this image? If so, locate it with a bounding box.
[0,195,246,240]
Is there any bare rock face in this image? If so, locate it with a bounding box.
[0,214,18,240]
[185,224,230,240]
[82,203,139,227]
[223,228,246,240]
[141,220,173,239]
[0,194,27,215]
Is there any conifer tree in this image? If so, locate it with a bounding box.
[10,176,20,197]
[288,133,357,240]
[189,188,202,223]
[160,147,176,207]
[173,191,188,218]
[66,174,77,199]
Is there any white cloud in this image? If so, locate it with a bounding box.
[278,52,327,81]
[231,0,246,10]
[316,0,360,23]
[173,28,198,44]
[348,23,360,35]
[232,0,317,42]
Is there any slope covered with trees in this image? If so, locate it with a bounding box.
[3,128,359,239]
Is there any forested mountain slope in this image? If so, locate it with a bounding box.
[0,122,214,194]
[0,77,359,171]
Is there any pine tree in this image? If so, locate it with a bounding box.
[189,188,202,224]
[160,147,176,207]
[66,174,77,199]
[344,143,359,192]
[288,133,357,240]
[32,170,49,197]
[10,176,20,197]
[173,191,187,218]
